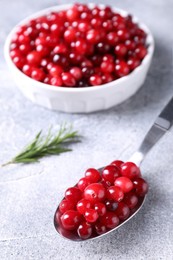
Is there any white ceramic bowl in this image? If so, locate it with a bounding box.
[4,4,154,113]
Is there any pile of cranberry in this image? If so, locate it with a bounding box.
[55,160,148,239]
[10,3,148,88]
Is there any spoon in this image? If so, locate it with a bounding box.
[54,97,173,241]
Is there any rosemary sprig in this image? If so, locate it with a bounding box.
[1,125,80,167]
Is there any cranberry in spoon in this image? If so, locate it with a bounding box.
[54,97,173,241]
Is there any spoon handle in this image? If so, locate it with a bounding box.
[129,97,173,166]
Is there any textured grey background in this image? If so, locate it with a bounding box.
[0,0,173,259]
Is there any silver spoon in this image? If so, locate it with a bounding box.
[54,97,173,241]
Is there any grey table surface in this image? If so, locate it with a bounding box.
[0,0,173,259]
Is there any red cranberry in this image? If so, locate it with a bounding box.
[84,183,106,203]
[85,168,101,183]
[64,28,77,43]
[84,209,99,223]
[102,73,114,84]
[53,43,68,55]
[95,222,107,235]
[135,45,147,59]
[59,199,75,214]
[69,67,82,80]
[115,61,130,77]
[61,72,76,87]
[114,177,133,193]
[65,187,82,203]
[115,202,130,220]
[96,42,111,54]
[102,165,120,185]
[66,7,79,22]
[77,222,92,239]
[86,29,100,44]
[91,17,102,28]
[78,21,91,32]
[31,68,45,81]
[69,52,83,65]
[77,177,91,192]
[123,192,138,209]
[114,43,127,57]
[26,51,42,65]
[22,64,33,77]
[82,67,94,79]
[105,200,118,211]
[106,186,124,202]
[127,57,140,70]
[117,29,130,41]
[133,178,148,196]
[75,39,87,55]
[121,162,141,179]
[111,160,124,169]
[100,212,119,229]
[106,32,119,45]
[125,39,136,51]
[94,202,106,216]
[89,74,102,86]
[49,65,63,77]
[19,43,32,54]
[100,60,114,73]
[36,44,50,56]
[77,199,92,214]
[60,210,81,230]
[50,76,63,86]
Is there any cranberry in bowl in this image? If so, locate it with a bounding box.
[4,3,154,113]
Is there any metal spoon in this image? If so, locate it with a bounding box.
[54,97,173,241]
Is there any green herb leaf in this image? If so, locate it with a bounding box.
[1,125,81,166]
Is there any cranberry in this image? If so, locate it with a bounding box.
[121,162,141,179]
[81,59,93,68]
[123,192,138,209]
[82,67,94,79]
[96,42,111,54]
[84,183,106,203]
[66,7,79,22]
[50,76,63,86]
[77,177,91,192]
[115,61,130,77]
[100,212,119,229]
[106,32,119,45]
[115,202,130,220]
[53,43,68,55]
[125,39,136,51]
[61,72,76,87]
[135,45,147,59]
[75,39,87,55]
[100,60,114,73]
[19,43,32,54]
[59,199,75,214]
[78,21,91,32]
[102,165,120,185]
[26,51,42,65]
[22,64,33,77]
[31,68,45,81]
[69,52,83,65]
[13,56,25,69]
[60,210,81,230]
[65,187,82,203]
[85,168,101,183]
[114,177,133,193]
[85,209,99,223]
[36,44,50,56]
[86,29,100,44]
[133,178,148,196]
[102,73,114,84]
[77,222,92,239]
[94,202,106,216]
[64,28,77,43]
[106,186,124,202]
[69,67,82,80]
[105,200,118,211]
[77,199,92,214]
[91,18,102,28]
[114,43,127,57]
[49,65,63,77]
[127,57,140,70]
[95,222,107,235]
[89,74,102,86]
[117,29,130,41]
[111,160,124,169]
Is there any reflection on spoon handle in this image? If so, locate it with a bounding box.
[129,97,173,166]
